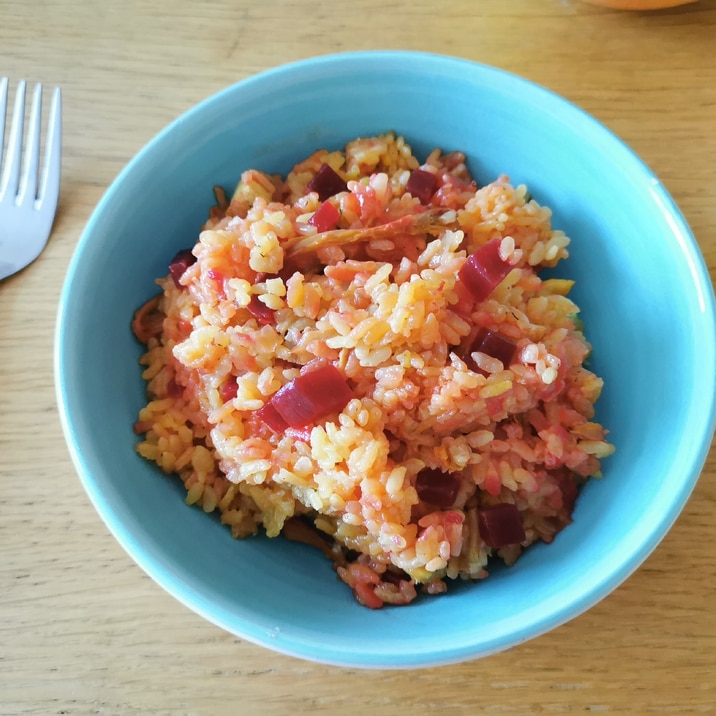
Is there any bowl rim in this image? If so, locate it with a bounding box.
[55,49,716,669]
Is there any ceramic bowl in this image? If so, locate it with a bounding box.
[55,51,716,668]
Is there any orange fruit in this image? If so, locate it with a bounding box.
[582,0,696,8]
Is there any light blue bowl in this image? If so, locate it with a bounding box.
[55,51,716,668]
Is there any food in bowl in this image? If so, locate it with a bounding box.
[132,131,614,608]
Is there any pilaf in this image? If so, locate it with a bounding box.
[132,132,614,608]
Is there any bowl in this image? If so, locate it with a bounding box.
[55,51,716,668]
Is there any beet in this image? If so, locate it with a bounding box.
[268,365,354,429]
[308,200,341,232]
[306,164,348,201]
[405,168,438,204]
[168,249,196,288]
[478,503,526,548]
[415,469,461,507]
[458,239,512,303]
[255,402,290,433]
[468,328,517,369]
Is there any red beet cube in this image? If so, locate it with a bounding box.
[478,503,526,548]
[415,469,461,508]
[405,168,438,204]
[269,365,354,429]
[458,239,511,303]
[308,200,341,232]
[306,164,348,201]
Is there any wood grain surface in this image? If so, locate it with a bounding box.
[1,1,715,713]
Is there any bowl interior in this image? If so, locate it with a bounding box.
[56,51,716,668]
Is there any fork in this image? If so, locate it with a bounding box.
[0,78,62,281]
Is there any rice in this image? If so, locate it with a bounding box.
[132,132,614,608]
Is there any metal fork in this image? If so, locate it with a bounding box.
[0,78,62,281]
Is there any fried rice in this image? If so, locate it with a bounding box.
[132,132,614,608]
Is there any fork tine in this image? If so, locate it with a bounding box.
[0,78,8,159]
[0,79,26,201]
[18,83,43,205]
[37,85,62,209]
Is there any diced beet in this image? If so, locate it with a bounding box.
[405,168,438,204]
[246,295,276,325]
[256,402,290,432]
[296,365,355,411]
[271,385,316,428]
[219,376,238,403]
[475,238,512,279]
[306,164,348,201]
[168,249,196,288]
[308,200,341,232]
[415,468,461,508]
[478,503,526,548]
[458,238,512,303]
[269,365,354,429]
[469,328,517,368]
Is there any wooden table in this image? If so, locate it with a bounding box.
[2,1,715,712]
